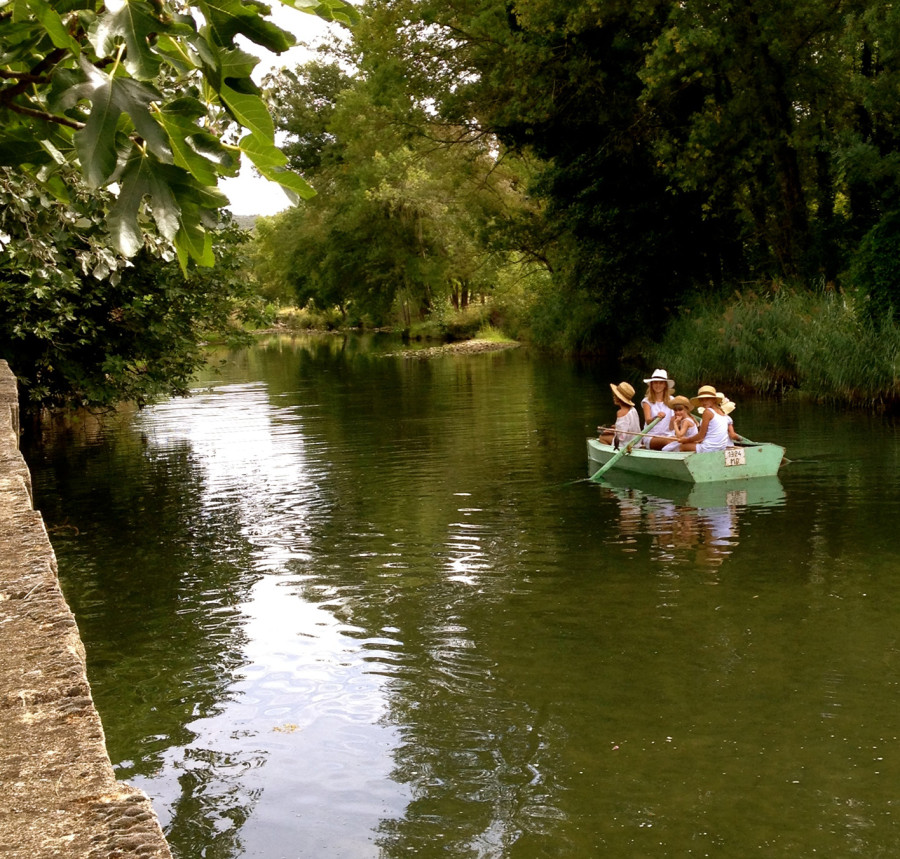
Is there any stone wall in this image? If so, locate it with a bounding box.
[0,360,172,858]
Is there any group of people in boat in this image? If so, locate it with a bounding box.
[599,369,741,453]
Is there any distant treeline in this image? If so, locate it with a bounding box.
[250,0,900,372]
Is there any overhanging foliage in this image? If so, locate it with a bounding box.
[0,0,358,267]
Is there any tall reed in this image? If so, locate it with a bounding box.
[655,289,900,407]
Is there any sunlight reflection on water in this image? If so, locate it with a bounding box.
[129,379,409,857]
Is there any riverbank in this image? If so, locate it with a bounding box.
[0,360,172,858]
[250,323,524,358]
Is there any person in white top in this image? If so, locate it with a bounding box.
[679,385,732,452]
[716,392,742,447]
[598,381,641,448]
[660,396,698,451]
[700,391,742,446]
[640,368,676,450]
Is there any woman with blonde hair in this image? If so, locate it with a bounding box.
[641,368,676,450]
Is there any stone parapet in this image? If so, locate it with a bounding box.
[0,360,172,858]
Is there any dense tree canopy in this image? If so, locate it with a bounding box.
[263,0,900,348]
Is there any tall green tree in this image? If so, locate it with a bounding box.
[356,0,733,348]
[639,0,859,278]
[255,57,534,326]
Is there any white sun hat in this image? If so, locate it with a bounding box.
[643,368,675,389]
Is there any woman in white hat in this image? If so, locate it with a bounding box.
[679,385,731,452]
[640,368,676,450]
[598,381,640,447]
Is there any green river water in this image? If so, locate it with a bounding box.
[23,334,900,858]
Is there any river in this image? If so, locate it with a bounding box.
[23,334,900,857]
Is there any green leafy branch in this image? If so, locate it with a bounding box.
[0,0,358,267]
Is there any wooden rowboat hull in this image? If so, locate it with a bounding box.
[586,438,785,483]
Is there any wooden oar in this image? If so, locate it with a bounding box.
[590,416,662,482]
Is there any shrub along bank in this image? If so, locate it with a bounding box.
[651,289,900,408]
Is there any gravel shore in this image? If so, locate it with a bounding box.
[383,339,523,359]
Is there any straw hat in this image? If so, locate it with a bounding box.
[643,368,675,389]
[610,381,635,406]
[713,390,736,415]
[690,385,719,408]
[670,395,692,410]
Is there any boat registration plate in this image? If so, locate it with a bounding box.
[724,448,746,466]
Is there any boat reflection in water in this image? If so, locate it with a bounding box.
[595,471,785,573]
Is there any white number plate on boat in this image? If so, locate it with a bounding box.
[724,448,746,467]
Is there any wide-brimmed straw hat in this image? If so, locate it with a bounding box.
[690,385,719,407]
[610,381,635,406]
[670,395,692,410]
[643,368,675,389]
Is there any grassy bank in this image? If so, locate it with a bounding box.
[651,288,900,408]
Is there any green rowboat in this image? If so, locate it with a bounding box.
[586,437,785,483]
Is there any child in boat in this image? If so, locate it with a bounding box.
[679,385,731,451]
[716,392,741,446]
[598,381,640,448]
[698,391,742,446]
[660,396,697,451]
[640,368,676,450]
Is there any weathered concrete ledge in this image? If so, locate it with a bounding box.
[0,360,172,858]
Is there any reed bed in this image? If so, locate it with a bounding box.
[656,289,900,408]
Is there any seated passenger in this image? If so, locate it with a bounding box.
[716,392,741,446]
[698,391,741,446]
[598,381,640,448]
[679,386,732,452]
[660,396,698,451]
[640,368,676,450]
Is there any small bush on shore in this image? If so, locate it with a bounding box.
[407,304,492,341]
[474,324,515,342]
